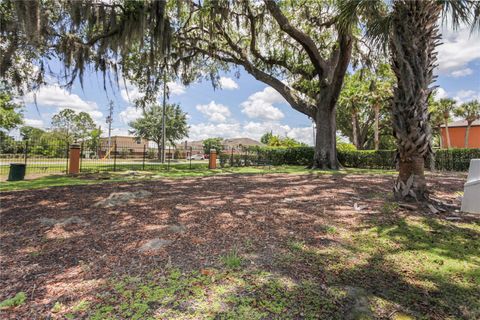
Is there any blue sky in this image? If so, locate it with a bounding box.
[20,23,480,145]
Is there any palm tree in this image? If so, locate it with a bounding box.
[339,0,478,200]
[454,100,480,147]
[436,98,457,149]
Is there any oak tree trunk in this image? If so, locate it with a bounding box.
[313,105,338,169]
[157,142,162,160]
[352,109,359,149]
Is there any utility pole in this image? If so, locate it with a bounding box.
[106,101,114,156]
[161,62,167,163]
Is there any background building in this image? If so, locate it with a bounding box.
[440,120,480,148]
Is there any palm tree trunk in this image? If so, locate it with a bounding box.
[465,123,471,148]
[390,0,440,201]
[444,120,451,148]
[374,102,380,150]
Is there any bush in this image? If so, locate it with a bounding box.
[221,146,479,172]
[337,142,357,152]
[434,148,480,171]
[337,150,396,169]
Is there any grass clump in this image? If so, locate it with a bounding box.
[380,202,399,214]
[0,292,26,309]
[221,248,243,270]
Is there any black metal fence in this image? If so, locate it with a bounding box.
[0,137,211,176]
[0,138,70,176]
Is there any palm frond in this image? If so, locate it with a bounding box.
[337,0,391,51]
[439,0,476,31]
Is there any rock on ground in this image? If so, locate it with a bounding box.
[139,238,173,252]
[39,216,87,227]
[94,190,152,208]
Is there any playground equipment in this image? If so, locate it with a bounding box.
[102,145,114,160]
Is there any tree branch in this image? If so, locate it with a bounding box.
[264,0,328,79]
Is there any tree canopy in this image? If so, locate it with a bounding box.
[51,108,97,143]
[0,89,23,131]
[129,103,189,159]
[337,63,395,150]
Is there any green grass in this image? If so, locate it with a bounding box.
[0,166,397,192]
[59,213,479,319]
[220,248,244,270]
[0,292,26,309]
[280,216,480,319]
[86,268,347,320]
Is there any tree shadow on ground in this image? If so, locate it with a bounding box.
[0,172,476,318]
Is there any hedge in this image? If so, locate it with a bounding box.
[434,148,480,172]
[220,146,479,172]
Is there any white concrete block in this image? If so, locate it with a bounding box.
[461,159,480,214]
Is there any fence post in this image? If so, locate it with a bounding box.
[113,142,117,172]
[68,143,81,174]
[209,149,217,169]
[142,144,146,171]
[24,140,28,166]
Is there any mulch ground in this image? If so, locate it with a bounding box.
[0,172,469,318]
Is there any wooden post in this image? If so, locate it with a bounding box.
[68,143,81,174]
[209,149,217,169]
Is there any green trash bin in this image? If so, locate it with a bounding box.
[7,163,26,181]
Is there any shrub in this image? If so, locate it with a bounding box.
[337,150,396,169]
[337,142,357,152]
[434,148,480,171]
[222,146,479,172]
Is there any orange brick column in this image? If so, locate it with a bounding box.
[68,143,81,174]
[209,149,217,169]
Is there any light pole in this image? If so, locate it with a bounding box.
[106,101,114,156]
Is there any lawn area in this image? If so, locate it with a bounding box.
[0,172,477,319]
[0,165,397,192]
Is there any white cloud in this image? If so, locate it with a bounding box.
[189,122,242,140]
[240,87,285,121]
[23,118,44,128]
[219,77,239,90]
[120,81,186,103]
[107,127,133,137]
[23,85,103,120]
[167,82,186,95]
[453,89,480,103]
[450,68,473,78]
[189,120,313,145]
[437,24,480,74]
[434,87,448,101]
[196,101,231,122]
[120,81,144,102]
[119,106,143,124]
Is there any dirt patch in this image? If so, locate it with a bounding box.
[0,172,472,318]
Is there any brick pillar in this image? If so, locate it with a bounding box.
[209,149,217,169]
[68,143,81,174]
